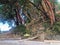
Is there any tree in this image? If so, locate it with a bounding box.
[0,0,56,40]
[0,0,55,25]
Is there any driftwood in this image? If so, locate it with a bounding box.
[24,32,45,41]
[27,36,38,40]
[23,35,39,41]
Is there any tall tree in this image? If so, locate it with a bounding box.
[0,0,56,38]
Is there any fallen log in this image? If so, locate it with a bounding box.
[23,35,39,41]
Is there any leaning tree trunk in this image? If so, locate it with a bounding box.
[14,2,23,25]
[43,0,55,25]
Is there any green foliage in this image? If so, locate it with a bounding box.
[18,0,26,5]
[34,0,41,5]
[43,23,50,28]
[0,5,3,13]
[13,25,26,34]
[2,4,15,19]
[13,25,31,35]
[52,22,60,34]
[42,14,60,34]
[43,22,60,35]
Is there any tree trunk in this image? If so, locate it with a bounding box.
[14,2,23,25]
